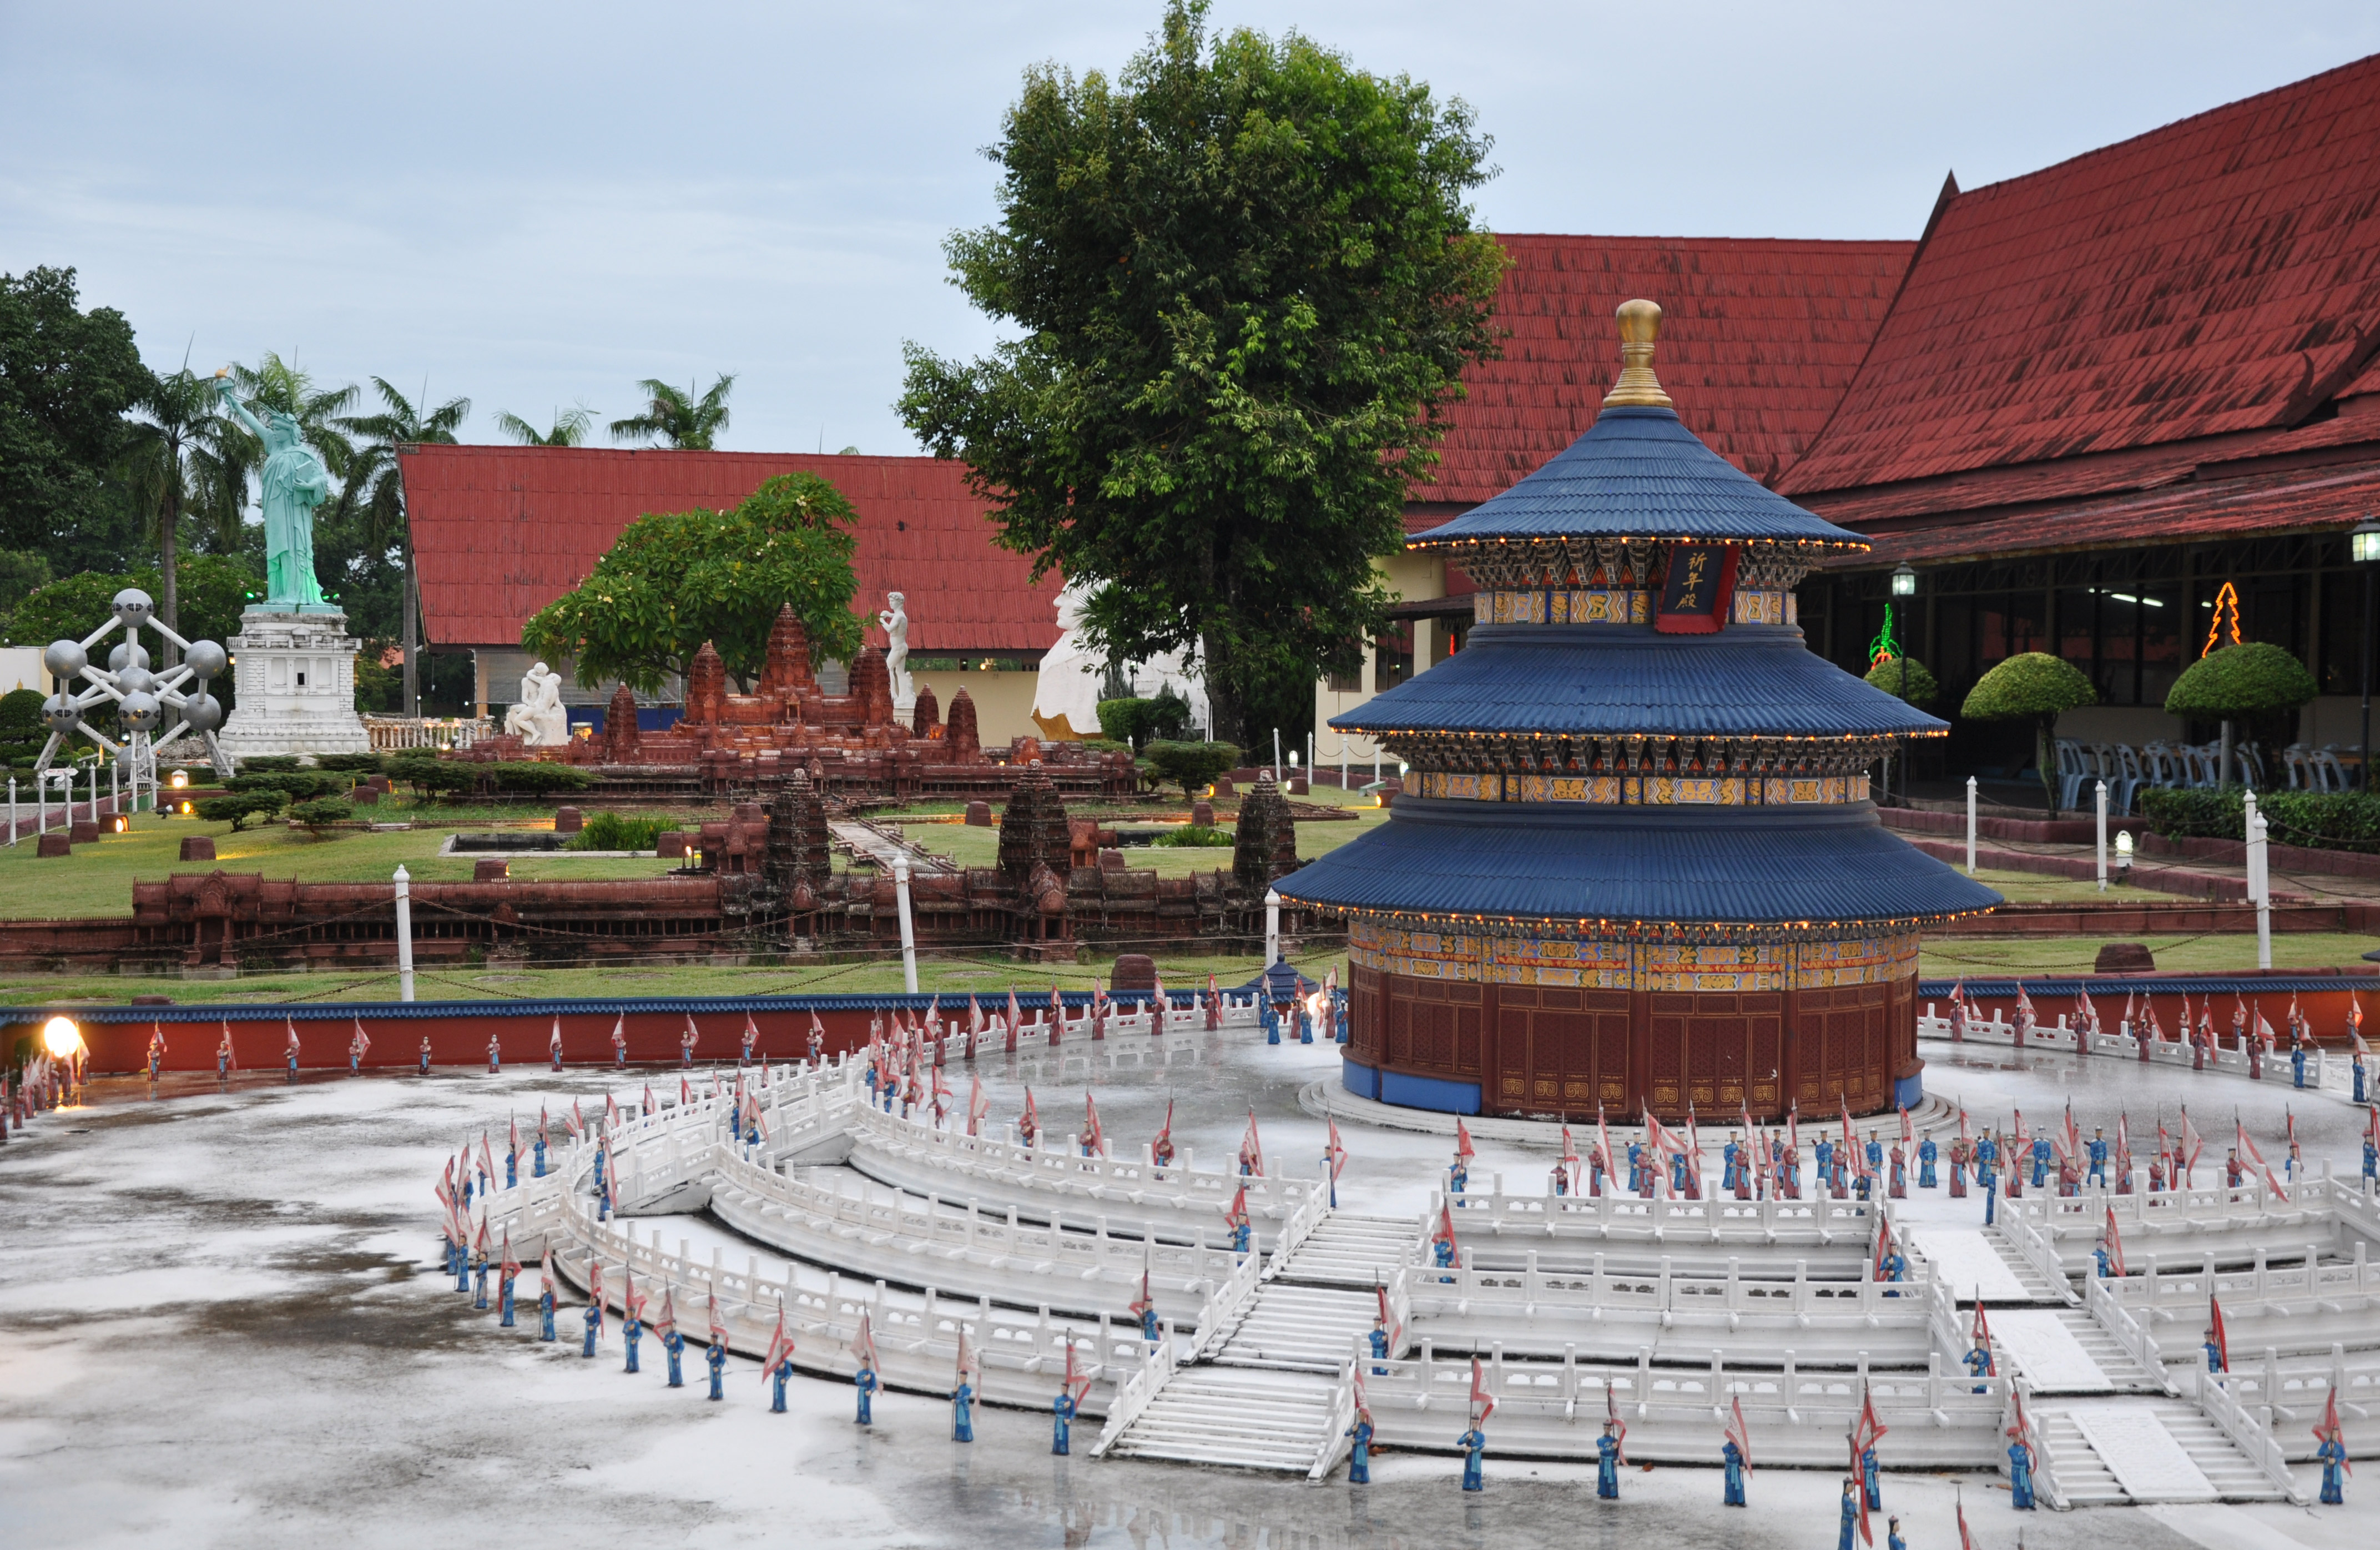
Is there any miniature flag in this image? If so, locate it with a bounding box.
[2121,988,2137,1036]
[1431,1200,1459,1265]
[1062,1337,1093,1407]
[1021,1087,1040,1142]
[1561,1124,1582,1177]
[1853,1382,1890,1453]
[2313,1389,2352,1474]
[1724,1394,1753,1473]
[679,1075,692,1107]
[760,1304,794,1387]
[1454,1118,1476,1161]
[1206,971,1222,1030]
[642,1081,657,1118]
[612,1014,627,1056]
[1152,1099,1174,1160]
[1957,1496,1976,1550]
[957,1328,979,1387]
[623,1266,648,1325]
[500,1230,520,1284]
[2014,981,2036,1040]
[1083,1093,1106,1156]
[1468,1355,1496,1425]
[2351,992,2369,1055]
[1957,1105,1972,1150]
[853,1309,879,1373]
[2233,994,2249,1041]
[2208,1294,2231,1371]
[743,1009,760,1054]
[1947,980,1969,1040]
[551,1018,564,1056]
[2145,1000,2165,1043]
[967,1074,987,1138]
[2058,1103,2080,1164]
[606,1091,621,1129]
[350,1019,371,1059]
[1326,1119,1348,1182]
[1899,1105,1914,1152]
[1599,1105,1621,1185]
[1239,1109,1263,1176]
[478,1131,496,1182]
[1149,976,1166,1035]
[1375,1280,1396,1343]
[2235,1119,2288,1201]
[541,1246,555,1298]
[2102,1206,2127,1277]
[1225,1184,1250,1233]
[1006,987,1022,1053]
[682,1014,700,1054]
[218,1020,236,1070]
[1969,1302,1995,1373]
[2078,985,2100,1039]
[931,1066,952,1125]
[654,1283,677,1342]
[708,1290,729,1351]
[508,1115,521,1165]
[2255,1007,2278,1052]
[1871,1212,1898,1284]
[2179,1106,2204,1172]
[1130,1257,1155,1323]
[1603,1383,1627,1462]
[286,1019,301,1059]
[588,1261,607,1341]
[968,994,984,1035]
[568,1098,585,1138]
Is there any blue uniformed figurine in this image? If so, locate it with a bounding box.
[2203,1326,2226,1373]
[286,1044,299,1085]
[770,1355,791,1413]
[1052,1387,1077,1454]
[1448,1154,1468,1194]
[1297,1001,1313,1044]
[1837,1477,1859,1550]
[1983,1166,1998,1227]
[581,1305,599,1358]
[499,1264,517,1327]
[854,1363,879,1425]
[472,1247,490,1310]
[1880,1245,1906,1291]
[533,1135,547,1179]
[2087,1128,2110,1187]
[2317,1426,2348,1504]
[417,1035,431,1076]
[1595,1421,1619,1498]
[1864,1130,1883,1176]
[1722,1438,1746,1506]
[952,1377,975,1442]
[2293,1041,2308,1089]
[1347,1405,1374,1484]
[1432,1233,1458,1275]
[2030,1133,2051,1189]
[1722,1134,1741,1194]
[2009,1432,2036,1509]
[505,1148,517,1190]
[1918,1136,1938,1189]
[1552,1161,1570,1196]
[1461,1422,1488,1493]
[1262,1001,1280,1045]
[2093,1235,2115,1279]
[1861,1442,1880,1510]
[1627,1139,1647,1193]
[2364,1123,2377,1183]
[592,1144,606,1197]
[2353,1053,2367,1105]
[1814,1138,1834,1190]
[664,1326,684,1387]
[1669,1147,1689,1194]
[1887,1514,1906,1550]
[1370,1316,1390,1375]
[707,1340,727,1400]
[1965,1340,1992,1392]
[623,1307,642,1374]
[1139,1300,1162,1345]
[453,1240,471,1293]
[539,1282,557,1342]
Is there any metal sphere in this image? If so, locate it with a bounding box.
[183,639,229,680]
[117,667,157,697]
[108,640,152,673]
[110,588,155,628]
[43,640,87,681]
[41,693,81,733]
[181,693,224,733]
[119,691,162,732]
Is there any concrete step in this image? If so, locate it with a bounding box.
[1109,1368,1340,1471]
[2056,1309,2167,1393]
[1215,1285,1378,1371]
[1277,1215,1416,1287]
[2038,1412,2129,1506]
[2039,1400,2292,1504]
[2153,1408,2291,1502]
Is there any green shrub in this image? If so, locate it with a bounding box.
[1863,653,1939,708]
[0,688,43,740]
[194,791,286,829]
[488,761,593,795]
[387,754,479,799]
[226,770,343,801]
[289,796,356,832]
[2136,788,2380,854]
[568,812,671,852]
[1142,739,1241,801]
[238,755,304,773]
[314,752,386,775]
[2166,642,2318,719]
[2136,787,2242,842]
[1097,697,1153,748]
[1154,822,1234,847]
[1960,652,2097,817]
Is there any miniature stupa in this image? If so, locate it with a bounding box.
[1280,300,2000,1120]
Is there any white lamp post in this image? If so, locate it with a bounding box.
[393,865,415,1003]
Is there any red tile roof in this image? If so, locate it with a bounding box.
[1780,53,2380,501]
[1409,235,1916,504]
[398,447,1061,652]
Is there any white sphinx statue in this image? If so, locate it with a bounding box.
[503,661,569,746]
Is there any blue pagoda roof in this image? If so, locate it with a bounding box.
[1276,798,2001,927]
[1409,407,1868,551]
[1331,623,1946,739]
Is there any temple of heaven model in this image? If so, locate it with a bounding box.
[1281,300,2001,1122]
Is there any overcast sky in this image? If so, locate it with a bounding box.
[6,2,2378,457]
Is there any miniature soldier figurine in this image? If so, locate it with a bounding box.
[1965,1336,1994,1392]
[1879,1240,1907,1287]
[2353,1050,2367,1105]
[1594,1420,1620,1498]
[808,1025,825,1066]
[582,1304,600,1358]
[539,1275,557,1342]
[707,1338,727,1400]
[1887,1514,1907,1550]
[1347,1400,1375,1484]
[1448,1149,1468,1195]
[1370,1312,1391,1374]
[1918,1134,1938,1190]
[1227,1199,1253,1257]
[2093,1234,2115,1279]
[1948,1134,1968,1197]
[1813,1136,1834,1192]
[680,1022,697,1068]
[1888,1140,1907,1199]
[614,1021,629,1068]
[2287,1139,2303,1181]
[1837,1477,1859,1550]
[1669,1144,1690,1196]
[1260,999,1280,1045]
[1722,1436,1747,1507]
[1853,1162,1871,1202]
[1459,1420,1488,1493]
[1628,1138,1647,1194]
[1722,1131,1740,1193]
[2009,1427,2037,1509]
[218,1027,235,1082]
[770,1352,793,1413]
[2087,1127,2110,1187]
[2030,1130,2051,1189]
[2293,1036,2308,1090]
[418,1034,432,1075]
[1781,1141,1802,1200]
[663,1323,684,1388]
[2225,1148,2246,1190]
[472,1240,490,1309]
[1552,1160,1571,1196]
[2204,1326,2226,1373]
[498,1257,517,1328]
[551,1025,565,1073]
[952,1372,975,1442]
[1864,1129,1884,1177]
[2316,1415,2348,1504]
[854,1361,879,1425]
[2148,1150,2168,1192]
[1052,1385,1077,1454]
[285,1029,300,1085]
[2364,1116,2377,1182]
[2058,1152,2081,1198]
[740,1022,756,1067]
[623,1301,642,1375]
[147,1028,166,1081]
[1862,1438,1882,1509]
[487,1031,501,1074]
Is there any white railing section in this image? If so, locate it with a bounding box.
[2084,1267,2176,1394]
[365,714,493,751]
[1920,1005,2364,1100]
[2204,1346,2380,1457]
[2197,1372,2308,1503]
[1436,1183,1880,1252]
[1309,1358,1359,1481]
[1087,1329,1181,1457]
[2100,1240,2377,1318]
[1187,1245,1268,1362]
[1258,1177,1334,1282]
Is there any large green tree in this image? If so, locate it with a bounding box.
[0,266,150,567]
[897,1,1504,742]
[121,365,250,663]
[610,375,734,450]
[522,472,864,693]
[333,377,470,714]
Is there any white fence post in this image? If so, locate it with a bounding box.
[893,857,919,994]
[1965,776,1978,874]
[394,865,415,1002]
[2245,793,2271,969]
[2095,779,2107,892]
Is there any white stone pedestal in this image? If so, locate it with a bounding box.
[218,609,371,759]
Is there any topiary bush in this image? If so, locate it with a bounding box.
[1142,739,1241,801]
[288,796,355,833]
[226,770,344,801]
[567,812,672,852]
[237,755,304,773]
[315,752,386,775]
[2165,642,2319,719]
[1863,653,1939,708]
[2139,788,2380,853]
[387,753,479,800]
[2136,787,2242,842]
[487,761,593,796]
[1960,652,2097,817]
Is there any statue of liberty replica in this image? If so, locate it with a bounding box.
[210,372,370,756]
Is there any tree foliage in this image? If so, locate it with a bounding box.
[897,1,1505,743]
[1143,738,1241,799]
[120,365,251,652]
[1863,653,1938,709]
[611,375,733,449]
[496,405,594,446]
[1960,652,2096,817]
[521,472,864,693]
[2164,642,2318,719]
[0,266,149,560]
[1096,690,1193,749]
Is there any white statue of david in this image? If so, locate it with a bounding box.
[878,591,914,711]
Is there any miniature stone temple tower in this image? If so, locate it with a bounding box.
[1280,300,2000,1123]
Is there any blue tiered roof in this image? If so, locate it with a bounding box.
[1279,302,2001,933]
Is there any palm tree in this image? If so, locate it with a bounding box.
[493,404,594,446]
[121,365,249,663]
[609,374,734,449]
[336,378,471,716]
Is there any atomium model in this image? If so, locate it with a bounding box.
[38,587,235,786]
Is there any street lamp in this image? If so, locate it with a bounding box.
[2356,519,2380,791]
[1889,565,1919,805]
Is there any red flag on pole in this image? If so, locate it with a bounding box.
[2102,1205,2127,1277]
[1239,1109,1263,1176]
[708,1290,728,1352]
[1604,1383,1628,1462]
[1468,1355,1496,1425]
[759,1304,794,1389]
[1454,1118,1475,1160]
[2209,1295,2230,1372]
[2313,1388,2352,1474]
[1724,1395,1753,1472]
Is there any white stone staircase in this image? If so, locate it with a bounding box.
[1212,1284,1379,1372]
[2033,1398,2291,1506]
[2051,1308,2166,1393]
[1268,1212,1414,1287]
[1097,1366,1344,1471]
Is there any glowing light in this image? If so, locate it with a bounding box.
[109,815,128,833]
[41,1016,83,1059]
[169,769,189,789]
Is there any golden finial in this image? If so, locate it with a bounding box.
[1601,298,1673,409]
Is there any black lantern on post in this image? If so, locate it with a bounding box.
[1889,563,1918,804]
[2354,519,2380,791]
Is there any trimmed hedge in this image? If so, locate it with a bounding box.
[2165,642,2317,719]
[289,796,356,831]
[487,761,593,795]
[1143,739,1241,801]
[314,752,386,774]
[225,770,344,801]
[2138,787,2380,853]
[194,790,286,829]
[1863,653,1939,708]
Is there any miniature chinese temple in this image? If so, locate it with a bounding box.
[1281,300,2000,1121]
